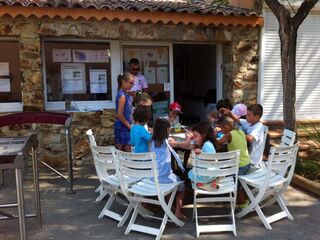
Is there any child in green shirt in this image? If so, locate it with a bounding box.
[216,116,251,206]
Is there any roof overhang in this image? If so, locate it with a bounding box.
[0,5,263,27]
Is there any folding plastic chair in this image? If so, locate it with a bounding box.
[280,129,296,147]
[192,150,240,237]
[236,143,299,229]
[86,130,108,202]
[114,149,184,240]
[86,129,136,227]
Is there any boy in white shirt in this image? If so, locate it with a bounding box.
[220,104,265,167]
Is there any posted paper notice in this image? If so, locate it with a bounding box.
[89,69,107,93]
[52,49,72,62]
[61,63,86,94]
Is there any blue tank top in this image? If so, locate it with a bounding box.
[115,89,132,128]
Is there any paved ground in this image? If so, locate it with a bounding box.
[0,163,319,240]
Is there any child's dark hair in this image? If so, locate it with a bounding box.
[129,58,140,65]
[247,104,263,118]
[133,92,153,107]
[216,116,234,128]
[117,72,132,90]
[133,105,152,124]
[192,120,217,148]
[152,118,170,147]
[216,98,233,111]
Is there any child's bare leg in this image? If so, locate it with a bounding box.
[175,189,186,219]
[237,189,247,204]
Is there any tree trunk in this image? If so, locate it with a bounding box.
[264,0,318,132]
[279,17,297,131]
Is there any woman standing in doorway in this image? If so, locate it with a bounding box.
[114,72,135,152]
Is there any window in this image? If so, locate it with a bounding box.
[43,41,112,111]
[122,45,171,100]
[0,40,22,112]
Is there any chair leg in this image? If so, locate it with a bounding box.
[125,202,140,235]
[96,189,108,202]
[278,195,293,220]
[98,192,116,219]
[95,184,101,193]
[193,191,196,221]
[236,182,258,218]
[160,189,184,227]
[255,204,272,230]
[156,213,169,240]
[230,193,237,236]
[117,202,134,227]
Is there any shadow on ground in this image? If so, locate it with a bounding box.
[0,164,319,240]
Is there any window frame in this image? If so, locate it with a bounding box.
[0,37,23,112]
[42,38,120,111]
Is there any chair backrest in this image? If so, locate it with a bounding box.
[113,149,159,197]
[280,129,296,147]
[266,143,299,182]
[192,150,240,184]
[86,129,115,181]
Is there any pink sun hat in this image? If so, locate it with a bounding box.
[232,103,247,118]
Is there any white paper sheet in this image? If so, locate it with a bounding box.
[52,49,71,62]
[163,82,170,91]
[0,62,9,76]
[123,48,141,63]
[73,50,92,63]
[61,63,86,94]
[0,78,10,92]
[156,67,168,83]
[144,67,156,84]
[142,49,157,63]
[90,50,109,63]
[155,47,169,65]
[89,69,107,93]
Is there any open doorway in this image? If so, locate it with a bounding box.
[173,44,217,122]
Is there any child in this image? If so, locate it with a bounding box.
[134,92,153,107]
[130,105,152,153]
[187,121,217,185]
[216,116,251,206]
[151,118,186,219]
[220,104,265,167]
[114,72,135,152]
[166,102,182,128]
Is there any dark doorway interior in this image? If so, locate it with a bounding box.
[173,44,217,122]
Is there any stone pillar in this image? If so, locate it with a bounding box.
[19,21,44,111]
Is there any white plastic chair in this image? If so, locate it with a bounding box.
[86,129,135,227]
[236,143,299,229]
[280,129,296,147]
[86,130,108,202]
[192,150,240,237]
[114,149,184,240]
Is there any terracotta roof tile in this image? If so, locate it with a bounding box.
[0,0,259,17]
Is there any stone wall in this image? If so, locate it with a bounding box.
[0,16,260,166]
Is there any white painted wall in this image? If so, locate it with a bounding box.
[260,10,320,121]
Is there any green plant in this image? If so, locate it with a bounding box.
[295,159,320,183]
[296,123,320,182]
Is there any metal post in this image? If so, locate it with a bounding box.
[15,168,27,240]
[65,128,74,194]
[32,147,42,229]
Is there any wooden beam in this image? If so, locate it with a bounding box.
[0,5,263,27]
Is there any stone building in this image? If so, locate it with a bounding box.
[0,0,262,166]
